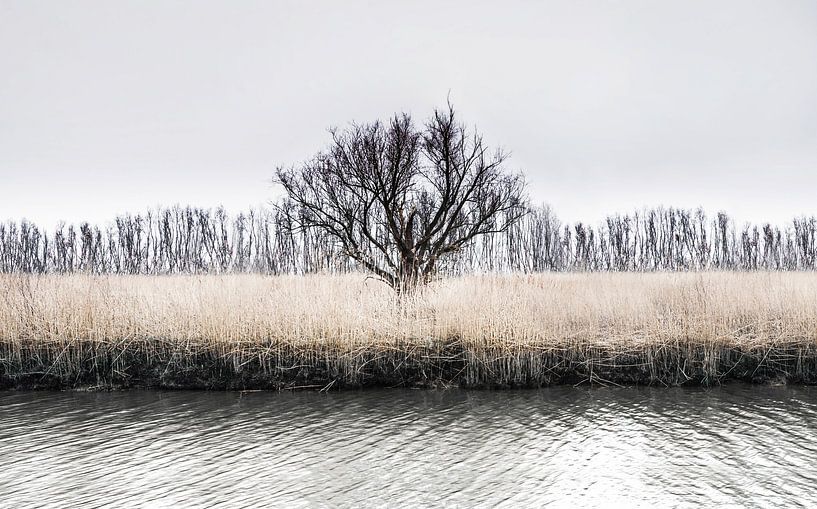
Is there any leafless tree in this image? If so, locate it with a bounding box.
[274,103,528,292]
[3,205,817,276]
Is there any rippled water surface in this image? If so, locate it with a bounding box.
[2,385,816,507]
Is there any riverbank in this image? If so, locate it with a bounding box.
[2,273,817,390]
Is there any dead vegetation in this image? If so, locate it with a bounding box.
[2,272,816,389]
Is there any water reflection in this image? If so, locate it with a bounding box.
[1,385,816,507]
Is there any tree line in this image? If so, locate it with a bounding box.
[2,204,817,274]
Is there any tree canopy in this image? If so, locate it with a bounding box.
[274,104,528,292]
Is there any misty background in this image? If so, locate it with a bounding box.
[1,0,816,230]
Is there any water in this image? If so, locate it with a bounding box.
[1,385,816,508]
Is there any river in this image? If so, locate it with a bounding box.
[1,385,816,507]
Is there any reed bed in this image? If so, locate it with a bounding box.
[2,272,816,389]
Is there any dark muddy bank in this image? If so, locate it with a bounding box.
[2,339,817,390]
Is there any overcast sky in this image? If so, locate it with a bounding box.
[1,0,816,229]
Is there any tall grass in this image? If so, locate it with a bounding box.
[2,272,816,388]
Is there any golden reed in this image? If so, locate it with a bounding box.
[2,272,816,389]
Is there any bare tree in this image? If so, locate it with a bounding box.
[4,205,817,275]
[274,103,528,292]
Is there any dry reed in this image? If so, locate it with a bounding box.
[2,272,816,389]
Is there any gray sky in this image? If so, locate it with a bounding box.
[1,0,816,229]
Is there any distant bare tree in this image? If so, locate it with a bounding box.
[274,103,528,292]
